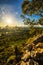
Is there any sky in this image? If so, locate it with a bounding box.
[0,0,40,27]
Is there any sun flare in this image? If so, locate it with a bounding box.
[1,15,23,27]
[5,17,13,25]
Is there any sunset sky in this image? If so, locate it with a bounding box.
[0,0,40,27]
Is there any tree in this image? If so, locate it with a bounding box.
[21,0,43,26]
[38,17,43,25]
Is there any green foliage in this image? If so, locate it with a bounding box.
[22,0,43,16]
[21,0,43,26]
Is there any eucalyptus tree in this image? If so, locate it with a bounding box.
[21,0,43,26]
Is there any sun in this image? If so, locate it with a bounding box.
[2,15,22,26]
[5,16,13,25]
[6,17,12,24]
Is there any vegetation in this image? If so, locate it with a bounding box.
[0,0,43,65]
[0,26,43,65]
[21,0,43,26]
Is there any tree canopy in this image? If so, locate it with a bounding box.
[21,0,43,26]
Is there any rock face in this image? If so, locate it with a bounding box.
[20,36,43,65]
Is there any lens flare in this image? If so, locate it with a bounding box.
[6,17,12,24]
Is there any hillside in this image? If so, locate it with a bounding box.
[0,27,43,65]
